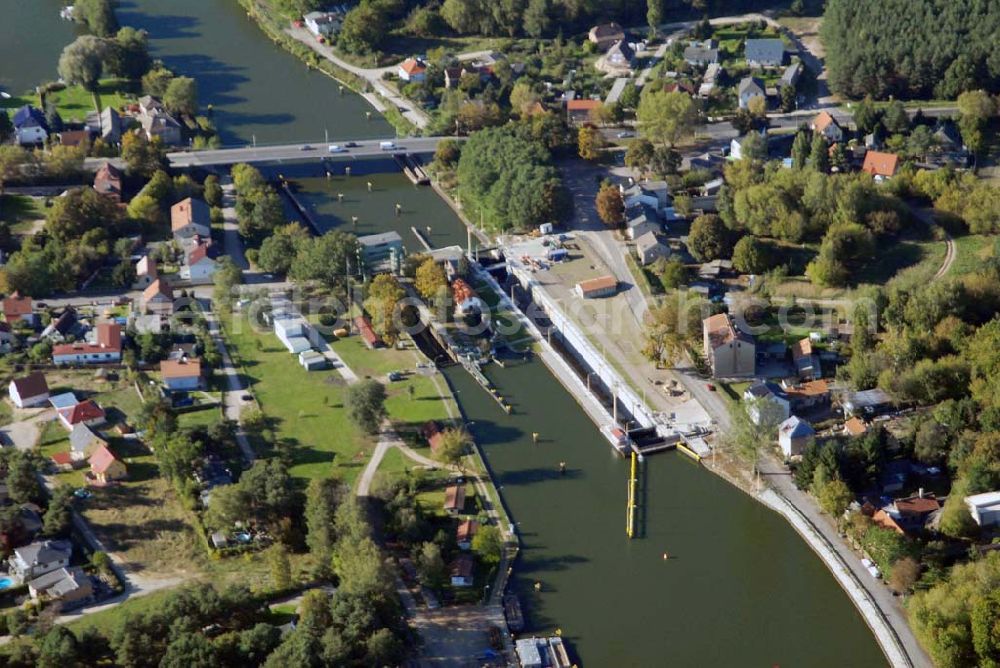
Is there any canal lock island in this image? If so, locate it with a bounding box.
[1,0,1000,666]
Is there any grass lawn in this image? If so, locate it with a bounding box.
[0,195,48,235]
[223,312,369,484]
[177,406,225,430]
[0,79,134,123]
[949,234,994,276]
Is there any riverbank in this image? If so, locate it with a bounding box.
[234,0,416,137]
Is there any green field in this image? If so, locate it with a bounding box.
[949,234,994,276]
[223,313,455,485]
[0,79,134,123]
[0,195,48,235]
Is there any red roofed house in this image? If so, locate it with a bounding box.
[421,421,445,454]
[450,553,474,587]
[182,241,216,283]
[811,111,843,143]
[844,416,868,437]
[353,315,383,349]
[8,372,49,409]
[142,279,174,316]
[566,98,602,125]
[451,278,484,316]
[133,255,158,289]
[52,323,122,365]
[171,197,211,241]
[58,400,106,431]
[703,313,755,378]
[575,275,618,299]
[862,151,900,181]
[93,162,123,202]
[397,58,427,82]
[88,445,127,485]
[456,519,478,550]
[50,452,74,471]
[444,484,466,515]
[873,492,940,535]
[3,292,35,325]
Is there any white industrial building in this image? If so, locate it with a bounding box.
[966,491,1000,527]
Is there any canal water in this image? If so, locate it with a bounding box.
[7,2,889,665]
[264,161,470,250]
[121,0,393,144]
[0,0,81,94]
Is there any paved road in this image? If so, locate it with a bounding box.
[166,136,453,168]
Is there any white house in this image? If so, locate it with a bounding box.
[778,415,815,458]
[303,11,341,38]
[181,243,216,283]
[743,382,790,425]
[966,491,1000,528]
[635,232,671,266]
[703,313,755,378]
[52,323,122,365]
[27,566,93,606]
[8,372,49,409]
[160,358,202,391]
[625,209,659,240]
[9,540,72,582]
[398,58,427,82]
[12,106,48,145]
[737,76,765,109]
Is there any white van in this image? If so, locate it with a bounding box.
[379,141,396,151]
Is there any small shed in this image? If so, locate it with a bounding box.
[298,350,328,371]
[575,275,617,299]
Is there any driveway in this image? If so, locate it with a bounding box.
[1,409,55,450]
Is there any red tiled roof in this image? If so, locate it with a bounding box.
[97,323,122,350]
[160,358,201,379]
[51,452,73,466]
[60,400,105,426]
[567,99,602,111]
[187,243,212,265]
[421,421,445,453]
[444,484,465,511]
[577,275,617,294]
[786,379,829,398]
[456,519,478,542]
[143,278,172,303]
[813,111,839,132]
[400,58,426,75]
[88,444,118,474]
[844,416,867,436]
[862,151,899,177]
[791,337,813,359]
[451,553,474,578]
[3,292,32,317]
[170,197,210,232]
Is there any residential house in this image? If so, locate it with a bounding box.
[873,492,940,535]
[8,372,49,409]
[625,208,659,241]
[98,106,122,144]
[588,23,625,51]
[966,491,1000,527]
[303,11,341,38]
[9,539,72,581]
[683,45,719,66]
[27,567,93,607]
[778,415,814,458]
[566,99,602,125]
[779,62,802,90]
[89,444,127,484]
[862,151,900,181]
[41,308,79,343]
[353,315,383,349]
[745,38,785,68]
[12,106,47,145]
[49,393,79,412]
[58,130,92,147]
[421,421,445,455]
[133,255,157,289]
[457,519,478,550]
[603,40,636,73]
[70,424,107,463]
[137,96,182,145]
[52,323,122,365]
[358,231,404,269]
[784,378,831,413]
[730,132,767,160]
[160,358,202,391]
[142,279,174,316]
[811,111,843,143]
[398,58,427,83]
[737,77,765,110]
[703,313,756,378]
[3,291,34,325]
[93,162,123,202]
[444,484,466,515]
[171,197,212,240]
[450,554,474,587]
[58,400,106,431]
[182,242,217,283]
[663,81,696,96]
[843,416,868,437]
[699,63,722,96]
[444,67,463,89]
[635,232,671,266]
[743,382,790,425]
[791,337,821,380]
[621,181,669,212]
[575,275,618,299]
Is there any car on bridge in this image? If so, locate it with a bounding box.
[328,144,347,153]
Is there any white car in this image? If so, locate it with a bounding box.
[328,144,347,153]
